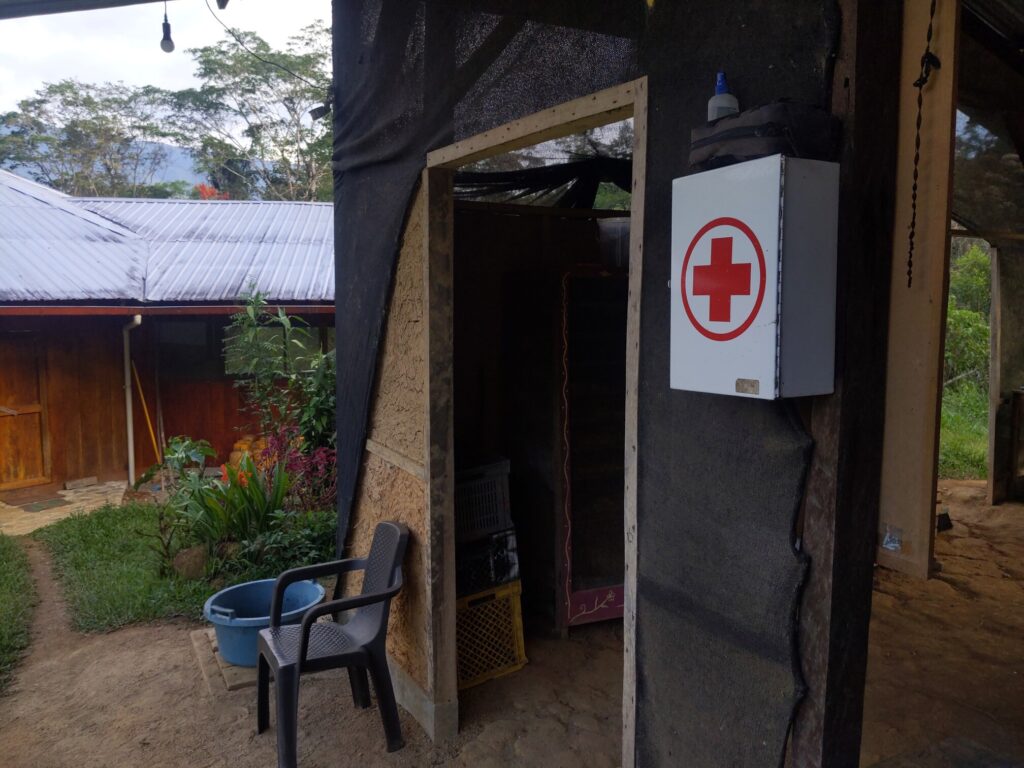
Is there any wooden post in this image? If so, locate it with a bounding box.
[876,0,960,579]
[791,0,905,764]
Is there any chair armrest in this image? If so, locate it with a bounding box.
[297,568,404,666]
[269,558,367,627]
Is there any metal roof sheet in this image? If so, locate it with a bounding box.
[0,170,333,305]
[0,171,145,302]
[77,198,335,303]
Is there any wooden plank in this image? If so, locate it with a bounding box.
[427,80,641,169]
[424,166,459,740]
[365,438,427,482]
[622,74,646,768]
[791,0,904,764]
[877,0,960,579]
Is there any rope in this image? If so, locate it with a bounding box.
[907,0,942,288]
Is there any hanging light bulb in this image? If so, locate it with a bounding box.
[160,2,175,53]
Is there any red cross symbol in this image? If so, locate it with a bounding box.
[692,237,751,323]
[680,217,767,342]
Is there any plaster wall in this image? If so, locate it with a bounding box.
[349,186,431,692]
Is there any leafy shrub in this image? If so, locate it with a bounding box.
[944,306,989,385]
[260,426,337,512]
[183,454,289,550]
[224,291,335,446]
[230,509,337,579]
[134,435,215,493]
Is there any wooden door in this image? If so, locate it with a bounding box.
[0,332,51,490]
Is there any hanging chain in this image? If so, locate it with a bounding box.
[907,0,942,288]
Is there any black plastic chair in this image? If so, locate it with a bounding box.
[256,521,410,768]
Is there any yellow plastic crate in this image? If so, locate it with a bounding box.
[456,580,527,689]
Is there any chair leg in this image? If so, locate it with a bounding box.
[348,667,371,709]
[274,666,300,768]
[367,652,404,752]
[257,654,270,733]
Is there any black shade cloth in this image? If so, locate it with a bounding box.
[331,1,837,763]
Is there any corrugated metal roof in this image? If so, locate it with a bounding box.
[0,171,145,302]
[77,198,335,303]
[0,171,333,304]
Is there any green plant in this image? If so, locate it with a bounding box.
[224,291,336,449]
[297,349,336,448]
[939,382,989,479]
[230,509,336,579]
[34,504,210,632]
[134,435,215,493]
[944,306,989,385]
[183,454,289,550]
[0,534,35,694]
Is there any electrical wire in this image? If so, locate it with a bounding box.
[203,0,329,92]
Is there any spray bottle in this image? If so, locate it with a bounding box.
[707,71,739,122]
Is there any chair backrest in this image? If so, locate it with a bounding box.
[358,521,409,634]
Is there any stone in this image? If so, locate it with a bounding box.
[173,545,208,580]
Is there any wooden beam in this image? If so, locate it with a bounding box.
[877,0,960,580]
[621,75,647,768]
[424,166,459,741]
[426,80,641,169]
[790,0,904,764]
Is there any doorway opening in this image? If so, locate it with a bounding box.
[423,79,646,762]
[863,3,1024,763]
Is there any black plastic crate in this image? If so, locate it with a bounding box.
[455,460,513,543]
[456,529,519,597]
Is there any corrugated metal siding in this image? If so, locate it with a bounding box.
[0,173,144,301]
[78,199,334,303]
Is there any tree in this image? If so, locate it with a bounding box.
[164,23,333,202]
[0,80,175,197]
[943,241,992,387]
[948,243,991,317]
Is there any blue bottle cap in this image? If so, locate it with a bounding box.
[715,71,730,95]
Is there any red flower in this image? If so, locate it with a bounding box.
[220,464,229,484]
[237,470,250,488]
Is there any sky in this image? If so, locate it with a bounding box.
[0,0,330,112]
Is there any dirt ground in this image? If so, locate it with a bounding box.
[860,480,1024,766]
[0,540,622,768]
[1,479,1021,767]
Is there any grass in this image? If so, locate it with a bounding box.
[34,503,211,633]
[0,533,36,694]
[938,382,989,480]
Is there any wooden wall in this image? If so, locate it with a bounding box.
[0,316,128,496]
[128,319,249,475]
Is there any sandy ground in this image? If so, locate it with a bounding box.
[0,540,621,768]
[860,480,1024,766]
[1,479,1021,766]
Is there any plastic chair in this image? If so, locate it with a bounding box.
[256,521,410,767]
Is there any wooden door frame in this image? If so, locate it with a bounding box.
[423,77,647,765]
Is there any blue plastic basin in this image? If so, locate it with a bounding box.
[203,578,325,667]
